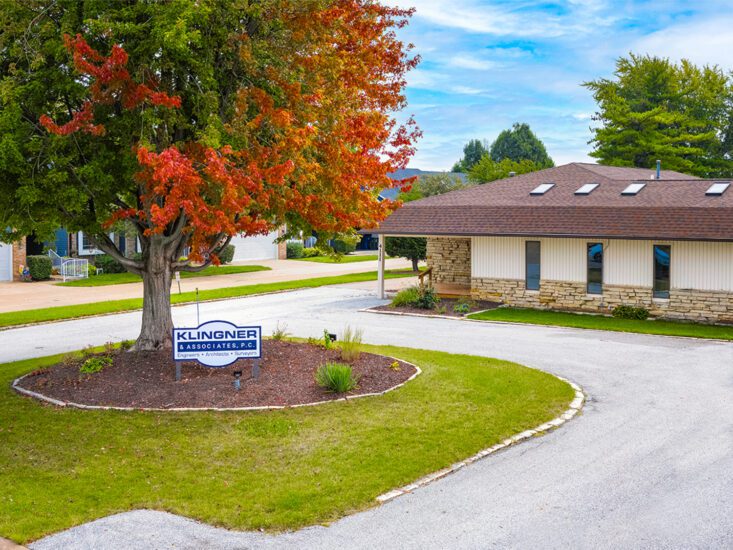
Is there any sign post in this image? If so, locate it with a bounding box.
[172,320,262,380]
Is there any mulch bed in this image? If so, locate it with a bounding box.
[372,297,501,318]
[16,340,416,409]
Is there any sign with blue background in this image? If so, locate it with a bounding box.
[173,320,262,367]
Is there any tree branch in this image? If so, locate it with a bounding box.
[93,233,145,275]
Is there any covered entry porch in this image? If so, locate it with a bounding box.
[376,234,471,299]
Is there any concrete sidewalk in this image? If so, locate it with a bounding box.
[0,258,412,314]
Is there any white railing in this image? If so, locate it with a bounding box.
[48,249,64,269]
[49,250,89,282]
[61,258,89,282]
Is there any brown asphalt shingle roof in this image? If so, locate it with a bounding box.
[373,163,733,241]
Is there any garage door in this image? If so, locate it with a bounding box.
[0,243,12,282]
[230,231,279,261]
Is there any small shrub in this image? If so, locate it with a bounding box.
[103,341,116,355]
[79,356,112,374]
[26,255,53,280]
[414,286,439,309]
[80,345,96,358]
[271,321,290,341]
[306,336,319,347]
[86,263,97,276]
[287,241,304,259]
[612,305,650,320]
[303,248,320,258]
[322,329,334,349]
[95,254,125,274]
[435,304,447,315]
[339,325,363,362]
[389,360,401,371]
[332,238,356,255]
[453,297,476,315]
[315,362,358,393]
[218,244,235,264]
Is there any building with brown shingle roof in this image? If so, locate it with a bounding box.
[371,163,733,323]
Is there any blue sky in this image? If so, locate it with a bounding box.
[385,1,733,170]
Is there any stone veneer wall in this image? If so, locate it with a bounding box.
[426,237,471,285]
[11,237,26,281]
[472,277,733,324]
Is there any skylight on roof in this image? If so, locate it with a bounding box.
[575,183,599,195]
[530,183,555,196]
[622,182,646,195]
[706,182,730,196]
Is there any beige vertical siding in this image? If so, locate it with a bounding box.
[604,240,653,287]
[471,236,524,279]
[542,238,587,282]
[673,241,733,291]
[471,236,733,293]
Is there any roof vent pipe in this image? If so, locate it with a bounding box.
[656,160,661,180]
[509,171,516,177]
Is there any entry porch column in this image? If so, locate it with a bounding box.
[377,233,385,299]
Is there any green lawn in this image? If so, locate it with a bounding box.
[294,254,378,263]
[468,307,733,340]
[0,344,573,543]
[57,265,270,287]
[0,270,417,329]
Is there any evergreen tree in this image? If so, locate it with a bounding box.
[452,139,489,172]
[490,123,554,167]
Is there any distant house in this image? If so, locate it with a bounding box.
[358,169,467,250]
[0,238,24,282]
[371,163,733,324]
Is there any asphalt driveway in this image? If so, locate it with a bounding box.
[2,286,732,549]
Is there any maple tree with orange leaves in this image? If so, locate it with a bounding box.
[1,1,419,349]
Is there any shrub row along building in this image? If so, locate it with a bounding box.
[373,163,733,324]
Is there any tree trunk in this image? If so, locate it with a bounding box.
[134,240,174,350]
[412,257,419,272]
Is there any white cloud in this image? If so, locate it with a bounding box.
[385,0,617,38]
[572,113,592,120]
[633,16,733,69]
[450,54,497,71]
[450,85,485,95]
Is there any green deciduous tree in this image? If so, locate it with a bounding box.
[584,54,733,177]
[490,123,554,167]
[385,236,425,272]
[468,156,541,184]
[418,173,468,197]
[451,139,488,172]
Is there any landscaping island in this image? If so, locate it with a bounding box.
[15,340,416,409]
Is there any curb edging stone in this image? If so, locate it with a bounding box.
[11,358,421,413]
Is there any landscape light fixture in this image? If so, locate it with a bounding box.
[233,370,243,391]
[328,333,337,342]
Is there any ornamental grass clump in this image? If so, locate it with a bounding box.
[391,285,439,309]
[315,362,358,393]
[339,326,363,362]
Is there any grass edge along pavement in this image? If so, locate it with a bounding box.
[293,254,379,264]
[56,265,271,287]
[0,270,417,329]
[0,343,574,543]
[468,307,733,341]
